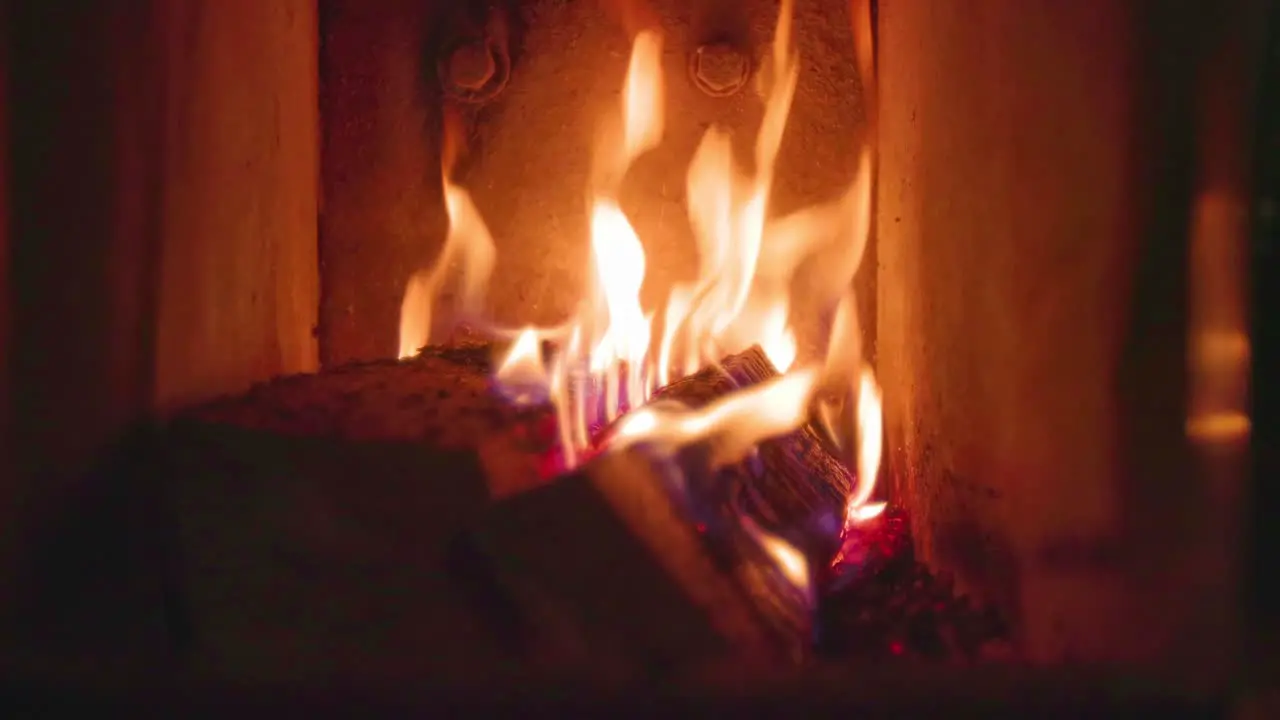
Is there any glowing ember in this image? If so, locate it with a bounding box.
[398,0,885,584]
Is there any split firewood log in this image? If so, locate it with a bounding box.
[459,345,859,671]
[133,340,559,680]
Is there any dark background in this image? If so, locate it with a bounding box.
[1247,0,1279,684]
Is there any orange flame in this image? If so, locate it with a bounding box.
[397,116,496,359]
[398,0,885,588]
[494,328,548,406]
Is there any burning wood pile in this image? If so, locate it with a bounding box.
[396,0,887,668]
[175,338,1009,673]
[146,0,1008,680]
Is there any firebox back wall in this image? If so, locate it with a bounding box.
[318,0,875,366]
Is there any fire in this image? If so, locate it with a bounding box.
[748,517,814,599]
[398,0,885,583]
[493,327,547,406]
[397,171,496,359]
[612,369,820,469]
[588,201,650,371]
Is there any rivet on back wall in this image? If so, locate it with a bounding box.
[688,41,751,98]
[436,2,513,105]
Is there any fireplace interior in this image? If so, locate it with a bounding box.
[3,0,1275,714]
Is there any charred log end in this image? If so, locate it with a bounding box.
[647,345,854,566]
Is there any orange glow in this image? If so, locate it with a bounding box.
[611,370,821,468]
[397,0,884,586]
[849,368,885,523]
[495,328,548,406]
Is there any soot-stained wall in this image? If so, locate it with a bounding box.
[319,0,874,366]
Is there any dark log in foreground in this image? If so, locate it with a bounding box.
[190,341,560,498]
[131,341,561,681]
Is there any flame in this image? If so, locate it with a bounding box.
[612,369,820,468]
[588,202,650,370]
[749,519,812,598]
[850,368,886,523]
[622,31,664,162]
[397,161,496,359]
[398,0,885,586]
[494,328,549,406]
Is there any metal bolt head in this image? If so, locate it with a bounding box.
[447,42,497,92]
[689,42,750,97]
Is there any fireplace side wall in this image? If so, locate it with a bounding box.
[6,0,319,651]
[149,1,321,412]
[876,0,1255,673]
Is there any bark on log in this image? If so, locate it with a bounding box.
[188,341,560,498]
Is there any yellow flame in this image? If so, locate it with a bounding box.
[397,179,496,358]
[588,202,650,370]
[848,502,887,523]
[623,31,664,163]
[850,368,883,512]
[760,312,798,372]
[397,271,433,360]
[398,0,885,550]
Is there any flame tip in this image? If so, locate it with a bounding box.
[400,0,882,592]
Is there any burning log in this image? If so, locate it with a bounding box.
[137,335,861,674]
[458,345,859,671]
[622,345,855,561]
